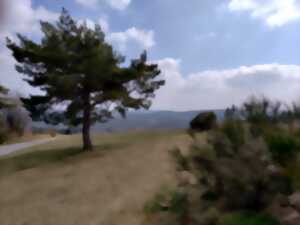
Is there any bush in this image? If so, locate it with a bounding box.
[220,119,245,151]
[265,132,299,165]
[170,147,189,171]
[3,106,30,136]
[219,212,281,225]
[145,189,188,223]
[0,114,7,144]
[190,111,217,132]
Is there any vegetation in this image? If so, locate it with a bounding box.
[0,85,26,143]
[219,213,281,225]
[7,9,164,150]
[0,85,13,109]
[190,111,217,132]
[146,97,300,225]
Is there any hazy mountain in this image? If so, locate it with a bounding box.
[32,110,225,133]
[91,110,225,132]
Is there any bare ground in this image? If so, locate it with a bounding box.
[0,131,192,225]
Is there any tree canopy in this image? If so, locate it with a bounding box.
[7,8,165,150]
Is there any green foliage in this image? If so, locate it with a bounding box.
[145,189,188,223]
[220,119,245,151]
[0,84,14,109]
[170,147,189,171]
[219,212,281,225]
[241,97,281,124]
[265,132,299,165]
[190,111,217,132]
[0,115,7,144]
[7,8,164,150]
[168,119,294,225]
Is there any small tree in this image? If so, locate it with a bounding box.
[0,85,14,109]
[7,9,164,150]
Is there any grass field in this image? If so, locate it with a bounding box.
[0,130,192,225]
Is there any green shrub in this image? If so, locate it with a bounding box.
[190,134,292,212]
[219,212,281,225]
[190,111,217,132]
[170,147,189,171]
[265,132,299,165]
[221,119,245,151]
[145,189,187,212]
[144,191,168,213]
[0,115,7,144]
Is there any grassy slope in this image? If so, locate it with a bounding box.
[0,130,192,225]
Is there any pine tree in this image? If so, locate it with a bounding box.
[7,9,164,150]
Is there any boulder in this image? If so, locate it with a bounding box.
[267,202,300,225]
[282,209,300,225]
[289,192,300,212]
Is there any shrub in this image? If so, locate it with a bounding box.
[219,212,281,225]
[220,119,245,151]
[48,128,57,137]
[170,147,189,171]
[0,114,7,144]
[190,111,217,132]
[265,132,299,165]
[145,189,188,223]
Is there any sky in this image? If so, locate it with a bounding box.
[1,0,300,111]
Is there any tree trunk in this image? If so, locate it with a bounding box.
[82,93,93,151]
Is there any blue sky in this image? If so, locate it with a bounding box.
[1,0,300,110]
[32,0,300,73]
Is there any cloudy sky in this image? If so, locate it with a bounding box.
[1,0,300,111]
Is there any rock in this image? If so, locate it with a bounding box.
[289,192,300,212]
[267,164,282,176]
[276,194,291,207]
[178,171,198,186]
[282,209,300,225]
[267,203,300,225]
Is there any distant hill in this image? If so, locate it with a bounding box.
[32,110,225,133]
[91,110,225,132]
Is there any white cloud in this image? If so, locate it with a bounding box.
[0,0,58,95]
[195,32,218,41]
[77,17,109,33]
[107,0,131,10]
[108,27,155,51]
[76,0,98,8]
[99,17,109,33]
[75,0,131,10]
[228,0,300,27]
[76,18,155,52]
[0,0,58,36]
[152,59,300,111]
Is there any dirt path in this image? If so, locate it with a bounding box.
[0,132,191,225]
[0,138,57,157]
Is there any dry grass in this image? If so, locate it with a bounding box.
[0,130,193,225]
